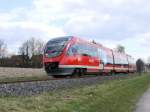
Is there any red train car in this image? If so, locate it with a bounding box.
[43,36,136,76]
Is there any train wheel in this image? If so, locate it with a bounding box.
[44,66,51,74]
[110,70,115,76]
[52,75,70,78]
[80,68,86,76]
[72,68,86,77]
[72,68,77,76]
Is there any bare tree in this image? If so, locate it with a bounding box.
[19,37,44,57]
[19,40,30,66]
[136,59,145,75]
[115,44,125,53]
[29,37,44,56]
[0,40,7,58]
[19,37,44,67]
[36,39,44,54]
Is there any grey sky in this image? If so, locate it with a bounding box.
[0,0,149,60]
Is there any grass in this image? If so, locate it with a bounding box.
[0,73,150,112]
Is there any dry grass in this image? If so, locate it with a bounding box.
[0,67,47,78]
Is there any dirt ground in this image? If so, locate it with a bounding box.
[0,67,47,78]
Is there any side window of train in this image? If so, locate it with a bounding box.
[115,55,121,65]
[67,44,78,55]
[68,43,98,57]
[98,49,107,65]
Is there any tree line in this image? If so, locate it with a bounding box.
[0,37,44,68]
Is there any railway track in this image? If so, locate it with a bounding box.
[0,74,97,84]
[0,73,137,96]
[0,74,128,84]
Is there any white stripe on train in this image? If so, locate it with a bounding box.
[59,65,102,69]
[105,67,129,70]
[59,65,129,70]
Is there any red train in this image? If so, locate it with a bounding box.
[43,36,136,76]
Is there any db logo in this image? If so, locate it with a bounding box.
[77,57,82,62]
[89,59,94,63]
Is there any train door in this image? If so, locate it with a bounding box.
[98,48,107,70]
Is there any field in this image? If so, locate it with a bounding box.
[0,73,149,112]
[0,67,46,78]
[0,67,48,82]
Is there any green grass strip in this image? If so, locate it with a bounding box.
[0,73,149,112]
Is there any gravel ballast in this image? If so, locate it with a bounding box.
[0,75,135,96]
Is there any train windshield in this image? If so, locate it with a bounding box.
[45,37,71,58]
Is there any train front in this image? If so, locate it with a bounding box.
[43,36,74,76]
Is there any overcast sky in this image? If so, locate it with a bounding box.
[0,0,149,60]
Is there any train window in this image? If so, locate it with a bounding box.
[107,56,113,64]
[47,37,70,47]
[86,45,98,57]
[67,44,79,55]
[114,54,120,65]
[44,37,71,58]
[98,48,107,64]
[124,57,128,65]
[91,47,98,57]
[77,44,88,56]
[67,43,98,57]
[114,54,128,65]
